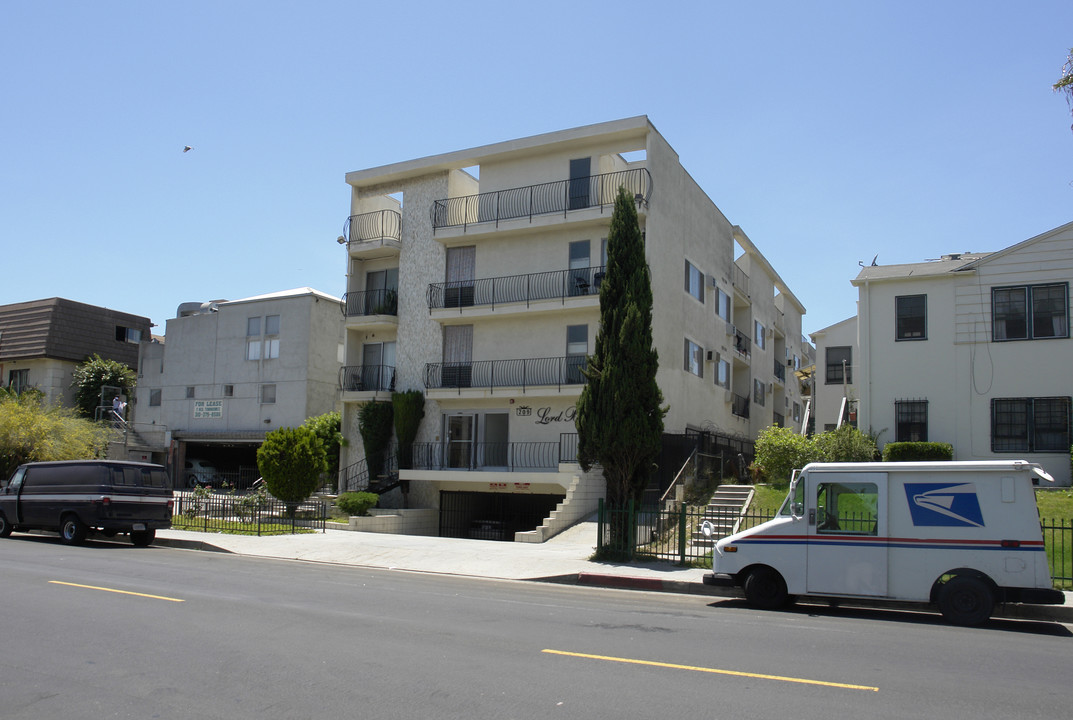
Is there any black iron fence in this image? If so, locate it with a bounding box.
[339,364,396,392]
[428,266,605,310]
[341,289,398,317]
[343,209,402,244]
[425,356,586,391]
[596,501,1073,587]
[431,168,652,230]
[171,491,326,535]
[411,441,560,471]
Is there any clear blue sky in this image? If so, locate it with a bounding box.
[2,1,1071,337]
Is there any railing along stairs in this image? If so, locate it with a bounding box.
[338,452,400,495]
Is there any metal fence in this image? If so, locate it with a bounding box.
[596,501,1073,588]
[171,491,327,535]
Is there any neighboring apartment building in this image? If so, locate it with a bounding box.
[133,288,344,486]
[0,297,150,409]
[338,116,810,539]
[809,315,859,432]
[852,221,1073,486]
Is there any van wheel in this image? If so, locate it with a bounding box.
[938,576,994,626]
[743,567,790,609]
[0,512,11,538]
[130,529,156,547]
[60,515,88,545]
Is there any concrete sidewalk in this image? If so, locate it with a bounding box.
[153,520,1073,624]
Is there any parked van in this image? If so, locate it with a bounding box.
[0,460,173,547]
[703,461,1064,625]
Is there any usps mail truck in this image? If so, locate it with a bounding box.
[703,461,1065,625]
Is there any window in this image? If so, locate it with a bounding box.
[716,288,731,323]
[260,384,276,404]
[265,314,280,335]
[825,346,852,384]
[566,325,588,383]
[186,386,195,399]
[8,368,29,394]
[247,317,261,336]
[715,355,730,389]
[993,283,1069,340]
[815,482,878,535]
[264,338,280,359]
[895,399,929,442]
[684,339,703,377]
[684,260,704,303]
[115,326,142,343]
[149,389,161,406]
[247,340,261,361]
[896,294,927,340]
[991,397,1071,452]
[754,321,766,350]
[793,402,801,422]
[754,379,766,406]
[223,385,234,397]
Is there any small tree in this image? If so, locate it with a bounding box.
[0,390,111,480]
[256,426,326,514]
[1055,48,1073,133]
[358,401,394,478]
[303,411,343,487]
[575,186,666,510]
[754,425,823,486]
[392,390,425,470]
[71,354,136,418]
[815,424,877,463]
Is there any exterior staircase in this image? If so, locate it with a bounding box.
[691,484,754,547]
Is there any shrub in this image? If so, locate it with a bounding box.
[814,424,877,463]
[754,426,822,486]
[257,426,326,507]
[336,491,379,516]
[882,442,954,462]
[358,401,394,477]
[392,390,425,469]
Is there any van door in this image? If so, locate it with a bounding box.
[806,472,888,597]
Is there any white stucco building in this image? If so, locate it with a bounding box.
[853,222,1072,486]
[809,315,859,433]
[338,116,811,539]
[133,288,344,486]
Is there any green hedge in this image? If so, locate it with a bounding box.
[882,442,954,462]
[336,492,379,516]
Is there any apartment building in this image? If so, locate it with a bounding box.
[134,288,343,486]
[852,221,1073,485]
[0,297,150,409]
[339,116,810,539]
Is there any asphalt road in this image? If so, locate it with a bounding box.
[2,535,1070,719]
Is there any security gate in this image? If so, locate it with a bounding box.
[439,491,564,541]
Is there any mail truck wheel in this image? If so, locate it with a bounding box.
[938,576,994,626]
[0,512,11,538]
[743,566,790,609]
[60,514,88,545]
[130,529,155,547]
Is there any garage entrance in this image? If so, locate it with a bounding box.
[439,491,564,541]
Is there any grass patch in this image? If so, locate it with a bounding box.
[1035,488,1073,519]
[170,517,317,536]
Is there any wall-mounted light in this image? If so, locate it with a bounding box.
[336,236,347,245]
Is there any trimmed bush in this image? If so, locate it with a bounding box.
[882,441,953,462]
[336,491,379,516]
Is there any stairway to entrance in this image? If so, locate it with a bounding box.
[691,484,754,546]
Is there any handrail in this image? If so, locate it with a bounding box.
[430,167,652,230]
[427,266,604,310]
[341,289,398,317]
[411,441,559,471]
[340,365,396,392]
[343,209,402,243]
[660,447,698,505]
[424,356,586,391]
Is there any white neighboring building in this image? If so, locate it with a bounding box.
[853,222,1072,486]
[338,116,811,539]
[134,288,344,487]
[809,315,859,433]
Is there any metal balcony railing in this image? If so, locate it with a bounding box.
[425,356,587,392]
[343,209,402,244]
[733,328,752,357]
[732,393,750,419]
[773,360,786,383]
[340,364,396,392]
[411,441,560,471]
[427,266,605,310]
[431,167,652,230]
[341,289,398,317]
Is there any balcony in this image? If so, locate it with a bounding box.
[431,168,652,231]
[342,210,402,257]
[731,393,750,419]
[732,265,749,298]
[732,328,752,358]
[341,289,398,330]
[425,356,586,393]
[428,266,604,313]
[411,441,561,471]
[340,365,396,394]
[773,359,786,384]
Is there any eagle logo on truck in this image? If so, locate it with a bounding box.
[904,483,985,527]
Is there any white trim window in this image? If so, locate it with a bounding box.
[684,260,704,303]
[684,339,703,378]
[992,283,1069,341]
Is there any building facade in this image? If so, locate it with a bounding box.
[338,117,811,539]
[853,222,1073,485]
[133,288,343,486]
[809,315,859,433]
[0,297,150,409]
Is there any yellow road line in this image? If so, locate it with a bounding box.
[542,649,878,692]
[49,581,185,603]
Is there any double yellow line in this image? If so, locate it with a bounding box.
[542,649,879,692]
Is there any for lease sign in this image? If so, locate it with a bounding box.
[193,400,223,419]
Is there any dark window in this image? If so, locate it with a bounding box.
[8,368,29,394]
[993,283,1069,341]
[186,386,195,399]
[825,346,852,384]
[895,399,928,442]
[223,384,234,397]
[684,260,704,303]
[991,397,1071,452]
[568,157,591,210]
[896,295,927,340]
[149,389,161,406]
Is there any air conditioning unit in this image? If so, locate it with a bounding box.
[706,350,714,361]
[725,322,736,336]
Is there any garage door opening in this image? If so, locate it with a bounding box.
[439,491,564,541]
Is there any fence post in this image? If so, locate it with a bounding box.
[627,498,635,561]
[678,503,687,564]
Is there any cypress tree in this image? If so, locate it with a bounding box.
[575,186,666,509]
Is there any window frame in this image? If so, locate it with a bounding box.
[260,384,277,405]
[992,282,1069,341]
[895,294,927,341]
[684,338,703,378]
[895,398,929,442]
[684,260,704,304]
[991,396,1071,453]
[825,346,852,385]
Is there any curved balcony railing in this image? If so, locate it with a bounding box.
[425,356,587,392]
[341,289,398,317]
[340,364,396,392]
[411,441,560,471]
[428,266,604,310]
[431,167,652,230]
[343,209,402,244]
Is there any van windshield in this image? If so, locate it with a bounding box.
[778,473,804,517]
